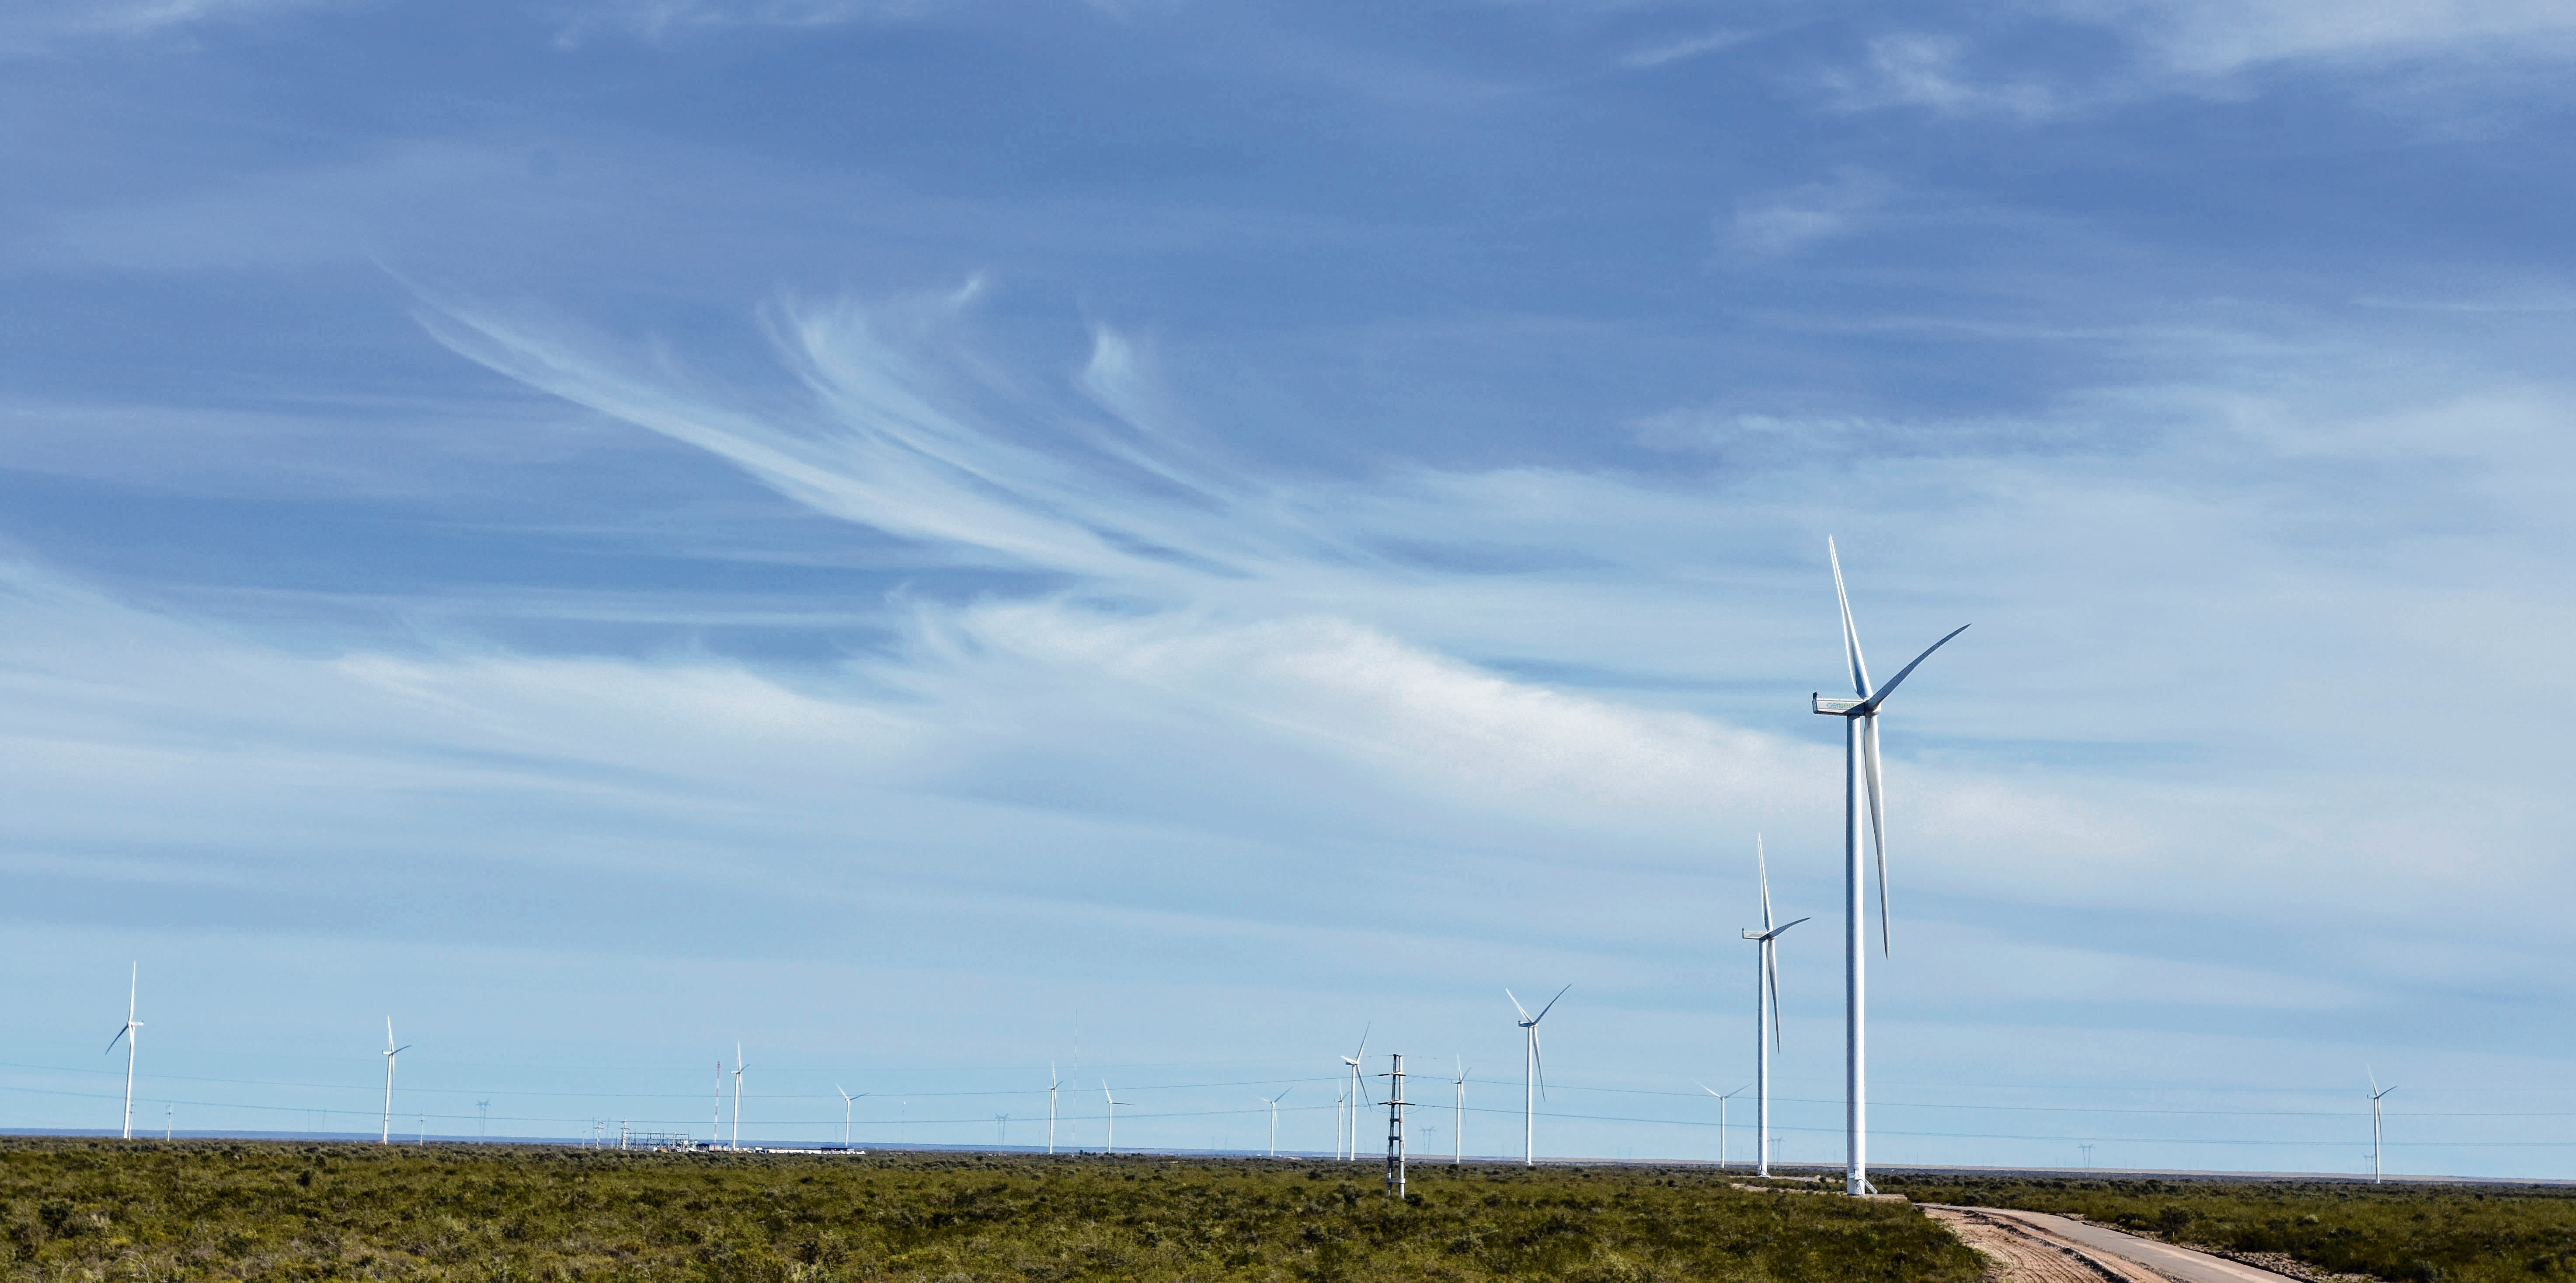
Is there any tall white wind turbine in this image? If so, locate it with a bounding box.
[1258,1087,1292,1157]
[1452,1058,1470,1166]
[1339,1027,1371,1160]
[1738,836,1810,1178]
[379,1019,411,1145]
[2369,1070,2395,1184]
[1813,538,1967,1195]
[1047,1063,1062,1155]
[1102,1081,1131,1155]
[837,1084,864,1149]
[104,965,142,1140]
[1507,985,1569,1166]
[731,1044,747,1150]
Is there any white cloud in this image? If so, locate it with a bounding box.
[2061,0,2576,75]
[0,0,334,53]
[1721,168,1891,259]
[1619,28,1753,70]
[1820,34,2061,119]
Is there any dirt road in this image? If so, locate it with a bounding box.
[1923,1204,2304,1283]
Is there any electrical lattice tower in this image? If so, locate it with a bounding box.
[1382,1054,1409,1198]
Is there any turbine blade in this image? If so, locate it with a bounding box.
[1696,1081,1720,1098]
[1767,941,1786,1047]
[1505,988,1531,1020]
[1533,983,1571,1024]
[104,1025,128,1054]
[1830,537,1872,698]
[1532,1030,1547,1100]
[1758,837,1774,933]
[1353,1022,1370,1060]
[1768,915,1814,939]
[2368,1066,2379,1094]
[1865,714,1890,957]
[1858,624,1970,714]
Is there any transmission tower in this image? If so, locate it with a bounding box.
[1380,1054,1409,1198]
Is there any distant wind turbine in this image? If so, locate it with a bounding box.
[1738,835,1810,1178]
[1047,1063,1062,1155]
[1340,1026,1371,1160]
[1258,1087,1292,1157]
[1507,985,1569,1166]
[731,1044,747,1150]
[103,964,142,1140]
[1812,537,1967,1195]
[1102,1081,1131,1155]
[2369,1070,2395,1184]
[837,1084,865,1150]
[379,1019,411,1145]
[712,1061,724,1145]
[1452,1058,1470,1166]
[1697,1083,1750,1171]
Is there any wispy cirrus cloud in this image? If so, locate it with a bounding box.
[2057,0,2576,75]
[0,0,334,53]
[1720,167,1892,259]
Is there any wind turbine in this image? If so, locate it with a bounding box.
[103,964,141,1140]
[1334,1084,1347,1160]
[1047,1063,1062,1155]
[1258,1087,1292,1157]
[1102,1081,1131,1155]
[1506,985,1569,1166]
[379,1019,411,1145]
[1340,1027,1371,1160]
[1812,537,1968,1195]
[731,1044,747,1150]
[1739,835,1810,1178]
[711,1061,724,1146]
[2369,1070,2395,1184]
[837,1084,865,1150]
[1698,1083,1749,1171]
[1452,1058,1470,1165]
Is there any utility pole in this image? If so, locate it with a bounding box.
[1381,1054,1409,1198]
[2079,1144,2093,1169]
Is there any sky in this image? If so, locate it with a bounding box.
[4,0,2576,1175]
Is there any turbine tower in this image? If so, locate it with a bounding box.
[1506,985,1569,1166]
[103,964,142,1140]
[2369,1070,2395,1184]
[1812,537,1967,1195]
[1738,835,1810,1178]
[1047,1063,1062,1155]
[379,1019,411,1144]
[1258,1087,1292,1157]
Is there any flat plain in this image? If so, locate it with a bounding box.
[0,1140,1983,1282]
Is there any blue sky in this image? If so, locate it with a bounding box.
[5,0,2576,1173]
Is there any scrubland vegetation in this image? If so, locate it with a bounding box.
[1884,1172,2576,1282]
[1,1139,1980,1282]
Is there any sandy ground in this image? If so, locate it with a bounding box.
[1922,1205,2304,1283]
